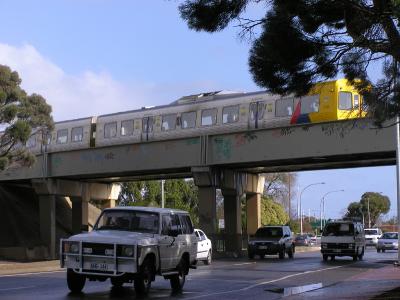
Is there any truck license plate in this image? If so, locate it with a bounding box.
[259,246,268,249]
[90,262,108,271]
[333,249,341,253]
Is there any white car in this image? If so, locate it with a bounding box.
[376,232,398,252]
[364,228,382,247]
[194,229,212,265]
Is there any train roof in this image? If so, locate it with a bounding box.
[96,90,269,118]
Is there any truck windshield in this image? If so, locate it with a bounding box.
[255,227,283,238]
[323,223,354,236]
[94,210,159,234]
[364,229,378,235]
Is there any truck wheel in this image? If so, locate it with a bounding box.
[134,258,153,295]
[248,250,254,259]
[111,277,124,288]
[323,255,328,261]
[170,258,187,292]
[288,245,294,259]
[358,247,364,260]
[204,250,212,265]
[67,269,86,293]
[377,248,381,253]
[352,255,358,261]
[278,248,285,259]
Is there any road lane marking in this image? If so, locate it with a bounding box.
[184,265,346,299]
[0,285,36,292]
[0,270,65,278]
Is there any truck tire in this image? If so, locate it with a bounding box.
[358,247,364,260]
[323,255,328,261]
[170,257,187,292]
[67,269,86,293]
[288,245,294,259]
[134,258,153,295]
[111,277,124,288]
[278,248,285,259]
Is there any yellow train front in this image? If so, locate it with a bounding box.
[289,78,367,125]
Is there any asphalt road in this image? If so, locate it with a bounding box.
[0,248,398,300]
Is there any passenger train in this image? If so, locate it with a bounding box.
[26,79,367,154]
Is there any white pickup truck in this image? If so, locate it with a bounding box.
[60,206,198,295]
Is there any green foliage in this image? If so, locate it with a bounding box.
[345,192,390,226]
[0,65,53,170]
[261,196,289,226]
[119,179,199,226]
[179,1,400,123]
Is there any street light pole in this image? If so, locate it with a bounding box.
[320,189,345,231]
[300,182,325,235]
[367,198,371,228]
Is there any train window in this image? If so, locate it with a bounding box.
[223,105,239,124]
[121,120,134,136]
[71,127,83,142]
[162,114,177,131]
[201,108,217,126]
[339,92,352,110]
[275,98,294,117]
[354,95,360,109]
[104,122,117,139]
[300,95,319,114]
[142,117,154,133]
[56,129,68,144]
[181,111,196,129]
[258,102,265,119]
[26,135,36,148]
[249,103,257,121]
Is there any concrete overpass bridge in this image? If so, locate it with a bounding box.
[0,118,396,258]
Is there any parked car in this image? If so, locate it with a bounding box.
[364,228,382,247]
[376,232,398,252]
[60,207,198,295]
[247,225,295,259]
[321,220,365,261]
[294,235,313,246]
[194,229,212,265]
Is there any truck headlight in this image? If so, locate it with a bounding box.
[122,246,134,257]
[321,243,327,249]
[348,243,355,249]
[64,241,79,254]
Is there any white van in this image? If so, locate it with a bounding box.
[364,228,382,247]
[321,220,365,261]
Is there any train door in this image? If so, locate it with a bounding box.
[249,101,265,129]
[141,116,154,141]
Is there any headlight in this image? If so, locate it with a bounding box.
[321,243,327,249]
[122,246,135,257]
[348,243,355,249]
[64,241,79,254]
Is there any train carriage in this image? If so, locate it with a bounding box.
[29,79,366,154]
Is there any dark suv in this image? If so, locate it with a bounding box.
[247,226,295,259]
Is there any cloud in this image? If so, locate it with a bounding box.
[0,43,153,121]
[0,43,223,122]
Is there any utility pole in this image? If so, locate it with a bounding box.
[288,174,291,220]
[161,180,165,208]
[367,198,371,228]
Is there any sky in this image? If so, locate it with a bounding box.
[0,1,397,220]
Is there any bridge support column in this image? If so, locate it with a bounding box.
[198,186,217,236]
[192,167,218,238]
[38,194,56,259]
[222,189,242,255]
[71,197,89,234]
[245,175,265,235]
[246,193,261,235]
